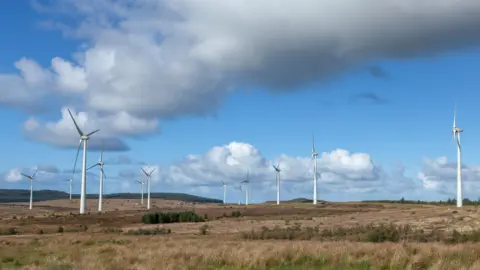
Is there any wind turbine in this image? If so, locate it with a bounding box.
[135,179,145,205]
[312,133,319,205]
[87,146,106,212]
[221,180,227,205]
[141,167,156,210]
[272,163,281,205]
[65,179,73,200]
[452,106,464,208]
[236,185,242,205]
[241,171,250,206]
[20,168,38,210]
[68,109,100,214]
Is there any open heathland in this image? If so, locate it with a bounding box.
[1,199,480,269]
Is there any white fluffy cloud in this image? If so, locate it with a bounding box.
[418,157,480,196]
[23,107,159,151]
[2,0,480,149]
[163,142,415,194]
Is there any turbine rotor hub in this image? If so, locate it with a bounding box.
[80,135,89,140]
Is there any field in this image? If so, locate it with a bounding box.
[1,199,480,269]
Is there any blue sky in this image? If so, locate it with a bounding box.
[1,1,480,203]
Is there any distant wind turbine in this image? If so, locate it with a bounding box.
[452,106,464,208]
[221,180,227,205]
[236,185,242,205]
[68,109,100,214]
[20,168,38,210]
[87,146,107,212]
[141,167,156,209]
[312,133,319,205]
[241,171,250,206]
[135,179,145,205]
[65,178,73,200]
[272,162,281,205]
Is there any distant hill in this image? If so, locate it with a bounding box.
[0,189,222,204]
[265,198,327,204]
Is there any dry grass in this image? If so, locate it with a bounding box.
[2,235,480,269]
[1,200,480,269]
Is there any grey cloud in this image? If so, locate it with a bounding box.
[351,92,388,105]
[367,66,389,79]
[118,170,135,179]
[2,0,479,122]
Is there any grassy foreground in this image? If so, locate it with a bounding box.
[2,234,480,269]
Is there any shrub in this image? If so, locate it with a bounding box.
[0,227,18,235]
[57,226,64,233]
[231,211,242,217]
[199,224,210,235]
[241,223,480,244]
[126,227,171,235]
[141,211,204,224]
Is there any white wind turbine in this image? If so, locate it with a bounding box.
[241,171,250,206]
[312,133,319,205]
[221,180,227,205]
[68,109,100,214]
[87,146,107,212]
[272,163,281,205]
[20,168,38,210]
[135,179,145,205]
[141,167,156,210]
[452,107,464,208]
[65,178,73,200]
[236,185,242,205]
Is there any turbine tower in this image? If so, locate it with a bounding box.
[141,167,156,210]
[135,180,145,205]
[68,109,100,214]
[272,163,281,205]
[241,171,250,206]
[236,185,242,205]
[312,133,319,205]
[20,168,38,210]
[87,146,106,212]
[452,107,464,208]
[221,181,227,205]
[65,179,73,200]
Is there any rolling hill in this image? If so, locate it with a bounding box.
[0,189,222,203]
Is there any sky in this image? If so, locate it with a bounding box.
[2,0,480,203]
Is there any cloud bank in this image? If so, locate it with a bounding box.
[1,0,480,149]
[1,142,427,201]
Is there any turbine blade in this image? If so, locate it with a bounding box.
[31,168,39,179]
[73,140,82,176]
[87,129,100,136]
[150,168,156,174]
[67,109,84,136]
[101,168,107,179]
[20,173,31,179]
[135,180,142,184]
[141,167,148,176]
[312,132,315,152]
[100,145,104,162]
[87,164,98,171]
[453,104,457,128]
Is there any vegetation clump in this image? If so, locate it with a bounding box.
[0,227,18,235]
[242,223,480,243]
[141,211,204,224]
[231,211,242,217]
[126,227,171,235]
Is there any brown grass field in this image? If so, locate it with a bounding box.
[1,199,480,269]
